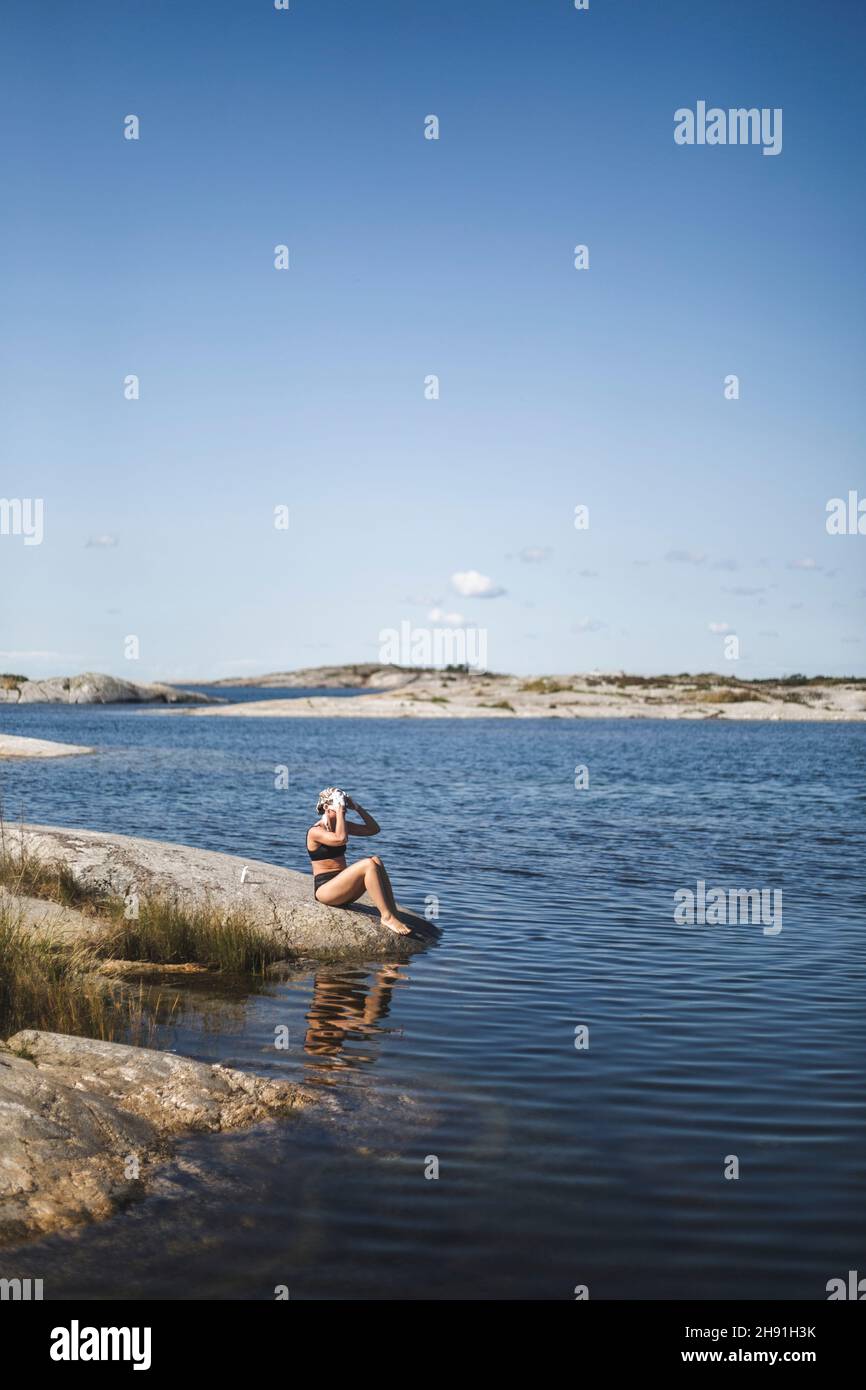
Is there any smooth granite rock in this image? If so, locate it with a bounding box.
[0,1030,312,1247]
[0,735,94,759]
[0,672,216,705]
[8,825,433,960]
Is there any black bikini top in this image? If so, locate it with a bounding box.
[307,830,348,861]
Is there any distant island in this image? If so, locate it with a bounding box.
[205,664,413,690]
[177,666,866,722]
[3,665,864,720]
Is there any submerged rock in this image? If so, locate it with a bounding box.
[11,825,433,960]
[0,672,217,705]
[0,1030,311,1247]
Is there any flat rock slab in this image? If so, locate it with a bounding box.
[0,1030,311,1247]
[0,887,105,944]
[9,825,433,960]
[0,734,94,759]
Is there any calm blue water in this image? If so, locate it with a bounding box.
[1,705,864,1300]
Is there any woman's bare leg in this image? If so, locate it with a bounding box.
[313,861,368,906]
[369,855,399,914]
[315,858,409,935]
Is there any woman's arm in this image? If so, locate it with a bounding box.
[345,797,380,836]
[310,803,348,845]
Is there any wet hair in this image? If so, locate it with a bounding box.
[316,787,346,816]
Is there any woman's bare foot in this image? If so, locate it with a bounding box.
[380,912,411,936]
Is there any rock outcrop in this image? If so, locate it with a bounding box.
[9,825,432,959]
[0,1030,311,1246]
[0,672,217,705]
[208,663,418,689]
[0,887,104,944]
[0,734,94,759]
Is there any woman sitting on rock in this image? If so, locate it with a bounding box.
[306,788,410,935]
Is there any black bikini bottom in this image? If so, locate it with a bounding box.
[313,869,343,900]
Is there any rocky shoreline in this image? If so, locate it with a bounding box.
[5,665,863,721]
[0,824,432,1248]
[174,667,866,722]
[0,672,217,705]
[9,824,431,959]
[0,1031,312,1247]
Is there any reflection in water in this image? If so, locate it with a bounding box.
[117,959,411,1077]
[302,963,406,1070]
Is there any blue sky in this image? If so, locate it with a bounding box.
[1,0,864,681]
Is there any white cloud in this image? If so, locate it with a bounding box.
[708,622,731,634]
[788,557,820,571]
[86,534,118,548]
[451,570,505,598]
[572,617,606,634]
